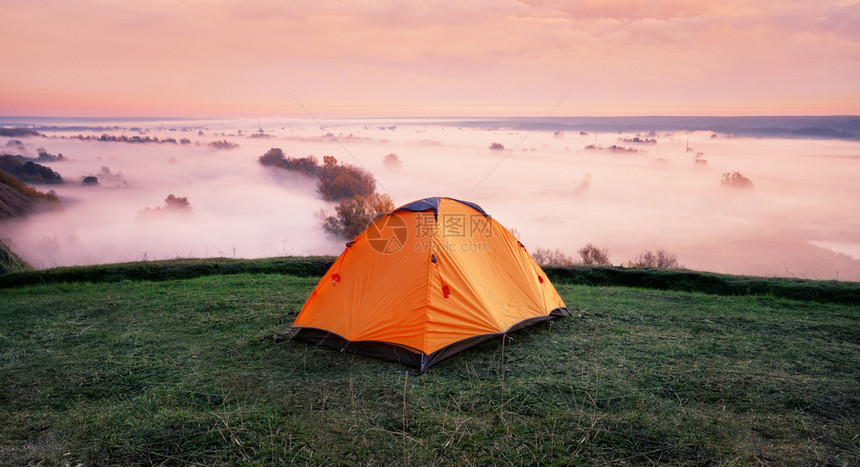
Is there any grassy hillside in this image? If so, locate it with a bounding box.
[0,238,29,274]
[0,168,60,203]
[1,262,858,465]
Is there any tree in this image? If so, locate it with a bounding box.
[489,142,505,151]
[317,160,376,201]
[319,193,395,239]
[259,148,286,166]
[139,194,192,216]
[258,149,320,177]
[578,243,611,266]
[720,171,754,189]
[531,248,575,266]
[626,249,678,269]
[383,153,402,168]
[208,140,239,150]
[164,194,191,211]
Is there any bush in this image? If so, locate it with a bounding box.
[319,193,395,239]
[578,243,611,266]
[627,249,678,269]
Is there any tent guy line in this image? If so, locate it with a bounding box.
[461,87,575,199]
[281,85,397,198]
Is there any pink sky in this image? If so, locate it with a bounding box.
[1,0,858,117]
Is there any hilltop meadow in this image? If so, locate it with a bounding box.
[1,258,858,465]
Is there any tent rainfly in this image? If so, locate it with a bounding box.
[291,197,567,373]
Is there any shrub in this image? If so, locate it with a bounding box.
[319,193,395,239]
[489,142,505,151]
[627,249,678,269]
[578,243,611,266]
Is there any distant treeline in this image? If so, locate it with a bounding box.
[452,116,860,140]
[618,137,657,144]
[68,134,181,144]
[0,128,43,137]
[584,144,642,153]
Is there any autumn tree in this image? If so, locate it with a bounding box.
[317,156,376,201]
[258,148,287,166]
[319,193,395,239]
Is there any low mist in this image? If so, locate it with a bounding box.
[2,117,859,281]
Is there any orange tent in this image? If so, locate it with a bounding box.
[291,197,567,373]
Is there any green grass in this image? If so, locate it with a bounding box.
[0,256,336,287]
[4,257,858,305]
[1,268,859,465]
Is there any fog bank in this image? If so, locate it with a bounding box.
[2,117,859,281]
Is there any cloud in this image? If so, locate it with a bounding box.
[0,0,857,116]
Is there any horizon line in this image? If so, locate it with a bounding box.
[3,114,860,123]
